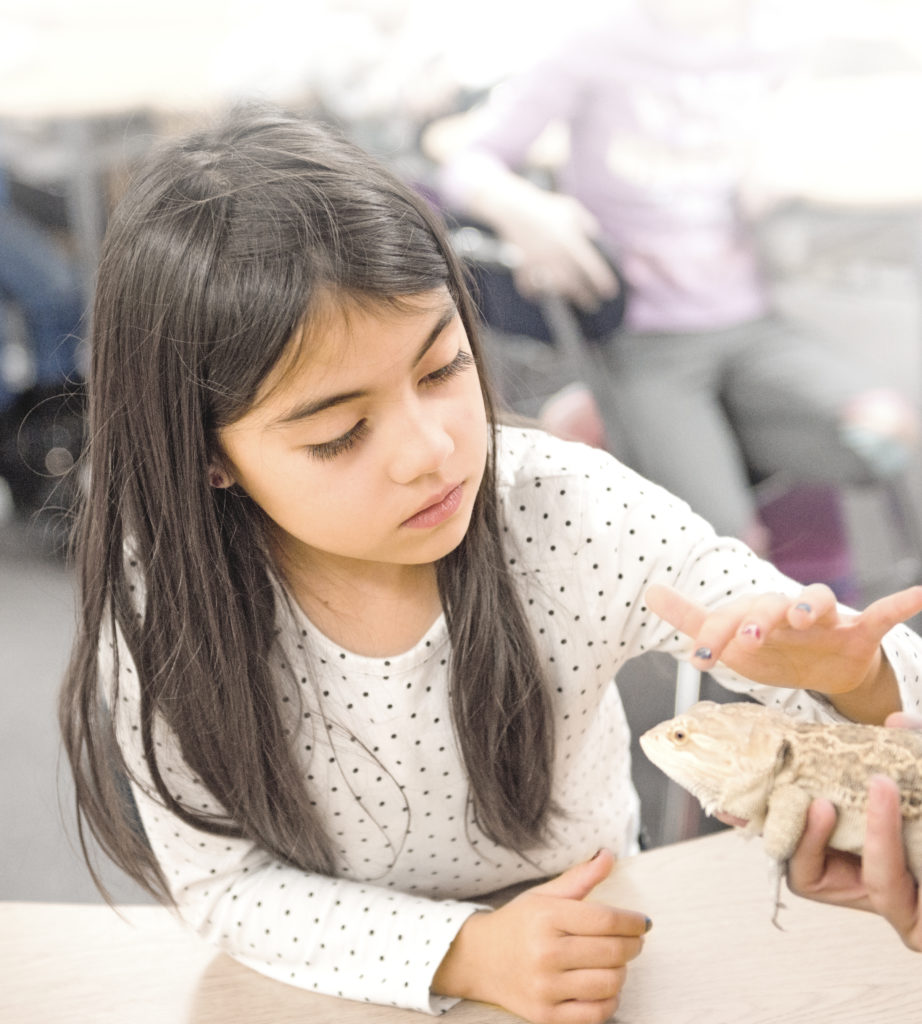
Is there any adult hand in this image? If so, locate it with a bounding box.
[785,712,922,951]
[505,191,618,311]
[431,849,649,1023]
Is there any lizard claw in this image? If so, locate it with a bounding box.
[771,899,788,930]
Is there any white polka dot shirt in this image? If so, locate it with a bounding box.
[112,426,922,1014]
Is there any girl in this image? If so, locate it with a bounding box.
[60,107,922,1024]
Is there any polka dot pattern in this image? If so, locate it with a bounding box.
[110,425,922,1014]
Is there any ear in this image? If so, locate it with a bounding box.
[208,459,235,489]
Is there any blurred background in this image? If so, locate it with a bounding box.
[2,0,922,903]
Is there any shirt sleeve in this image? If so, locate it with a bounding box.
[105,632,484,1015]
[437,34,589,209]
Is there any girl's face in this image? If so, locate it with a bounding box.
[217,289,489,585]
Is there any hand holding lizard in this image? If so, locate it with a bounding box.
[787,712,922,952]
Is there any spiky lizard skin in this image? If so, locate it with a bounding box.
[640,701,922,914]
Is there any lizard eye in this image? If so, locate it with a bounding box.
[670,727,688,744]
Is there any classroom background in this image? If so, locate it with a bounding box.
[3,0,922,904]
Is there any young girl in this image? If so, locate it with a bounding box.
[60,106,922,1024]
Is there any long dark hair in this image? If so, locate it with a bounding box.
[59,107,556,903]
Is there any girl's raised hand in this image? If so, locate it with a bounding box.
[431,849,649,1024]
[644,582,922,699]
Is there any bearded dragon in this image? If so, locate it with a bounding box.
[639,700,922,922]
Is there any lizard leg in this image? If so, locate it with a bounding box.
[762,785,813,926]
[762,784,814,863]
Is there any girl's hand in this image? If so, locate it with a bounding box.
[785,713,922,952]
[644,582,922,699]
[431,849,649,1024]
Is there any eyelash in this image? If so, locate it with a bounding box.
[307,420,371,462]
[305,350,475,462]
[423,349,474,385]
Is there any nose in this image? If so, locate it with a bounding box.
[387,400,454,484]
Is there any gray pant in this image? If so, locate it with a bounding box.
[599,315,884,538]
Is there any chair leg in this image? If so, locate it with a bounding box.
[661,661,702,844]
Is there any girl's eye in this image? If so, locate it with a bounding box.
[423,349,474,386]
[306,420,369,461]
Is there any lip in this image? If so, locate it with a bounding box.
[402,483,464,529]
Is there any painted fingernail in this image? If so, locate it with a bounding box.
[795,602,812,614]
[694,646,713,662]
[740,623,761,640]
[644,916,653,933]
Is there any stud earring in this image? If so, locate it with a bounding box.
[209,467,230,489]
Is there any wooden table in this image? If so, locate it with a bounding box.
[2,830,919,1023]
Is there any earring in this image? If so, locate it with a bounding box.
[209,467,230,489]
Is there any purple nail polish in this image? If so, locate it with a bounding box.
[694,646,712,661]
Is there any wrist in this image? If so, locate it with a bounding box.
[431,910,492,1001]
[831,649,901,724]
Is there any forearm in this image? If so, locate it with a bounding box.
[442,150,553,236]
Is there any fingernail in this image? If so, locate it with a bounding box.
[694,646,712,662]
[795,602,812,614]
[586,848,603,862]
[644,916,653,933]
[740,623,761,640]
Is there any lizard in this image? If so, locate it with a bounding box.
[639,700,922,923]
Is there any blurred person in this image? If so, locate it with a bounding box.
[0,168,86,523]
[437,0,918,598]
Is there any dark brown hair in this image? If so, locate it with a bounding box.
[60,106,556,902]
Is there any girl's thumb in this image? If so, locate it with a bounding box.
[533,848,615,901]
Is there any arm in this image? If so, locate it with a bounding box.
[558,438,922,726]
[123,744,483,1014]
[435,39,618,310]
[786,714,922,951]
[644,581,922,725]
[130,751,647,1020]
[110,609,647,1019]
[106,635,478,1015]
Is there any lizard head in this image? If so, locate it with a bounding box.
[639,700,789,822]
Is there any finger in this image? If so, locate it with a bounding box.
[714,811,749,828]
[557,933,645,970]
[554,900,651,940]
[862,776,919,934]
[787,798,837,893]
[532,848,615,901]
[785,584,838,628]
[644,584,706,638]
[548,995,621,1024]
[885,711,922,730]
[697,593,791,665]
[548,966,627,1004]
[571,242,620,302]
[859,585,922,638]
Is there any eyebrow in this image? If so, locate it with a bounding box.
[272,303,459,426]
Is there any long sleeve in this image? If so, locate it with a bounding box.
[437,34,588,214]
[107,636,484,1015]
